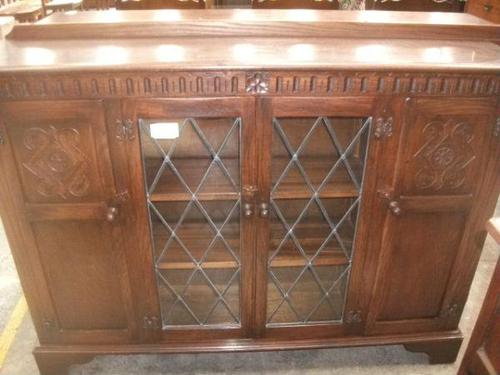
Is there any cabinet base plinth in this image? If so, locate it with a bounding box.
[33,330,463,374]
[34,349,96,375]
[403,337,463,364]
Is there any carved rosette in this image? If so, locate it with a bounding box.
[22,126,91,199]
[413,120,475,191]
[246,73,269,94]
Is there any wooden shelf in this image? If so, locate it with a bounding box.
[151,191,239,202]
[157,260,238,270]
[145,156,361,202]
[272,182,358,200]
[145,157,240,203]
[152,219,353,270]
[270,251,349,268]
[272,156,362,200]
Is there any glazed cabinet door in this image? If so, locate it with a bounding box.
[0,100,137,344]
[124,98,256,341]
[254,97,379,339]
[367,97,499,335]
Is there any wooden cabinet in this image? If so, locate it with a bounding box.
[0,9,499,375]
[1,88,499,375]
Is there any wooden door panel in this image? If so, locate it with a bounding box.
[0,100,135,344]
[255,97,378,338]
[368,97,498,334]
[378,211,466,321]
[32,220,128,330]
[123,97,256,341]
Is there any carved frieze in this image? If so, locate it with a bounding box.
[22,126,91,199]
[0,72,497,100]
[413,120,475,191]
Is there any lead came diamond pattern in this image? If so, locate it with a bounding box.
[140,117,242,328]
[267,116,371,326]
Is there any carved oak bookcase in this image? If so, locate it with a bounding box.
[0,10,498,375]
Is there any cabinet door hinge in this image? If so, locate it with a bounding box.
[143,315,160,330]
[0,129,5,145]
[494,116,500,138]
[116,119,135,142]
[440,303,459,319]
[43,319,57,331]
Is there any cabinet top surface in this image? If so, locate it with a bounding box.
[0,10,499,73]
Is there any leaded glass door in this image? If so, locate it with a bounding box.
[133,98,255,338]
[255,98,374,336]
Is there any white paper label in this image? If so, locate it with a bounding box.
[150,122,180,140]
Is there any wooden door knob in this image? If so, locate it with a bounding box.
[243,203,254,217]
[259,202,270,218]
[106,206,118,222]
[388,201,402,216]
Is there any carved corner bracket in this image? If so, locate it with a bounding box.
[43,319,57,331]
[246,73,269,94]
[373,108,394,140]
[116,119,135,142]
[344,310,363,324]
[440,303,460,319]
[143,315,161,330]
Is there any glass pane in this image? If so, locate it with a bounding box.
[267,116,371,326]
[140,117,241,329]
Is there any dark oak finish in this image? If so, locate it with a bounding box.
[0,10,498,375]
[458,218,500,375]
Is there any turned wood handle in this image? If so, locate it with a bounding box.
[388,201,402,216]
[377,188,402,216]
[106,206,118,222]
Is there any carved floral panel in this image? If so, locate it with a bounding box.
[22,126,92,200]
[412,119,476,192]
